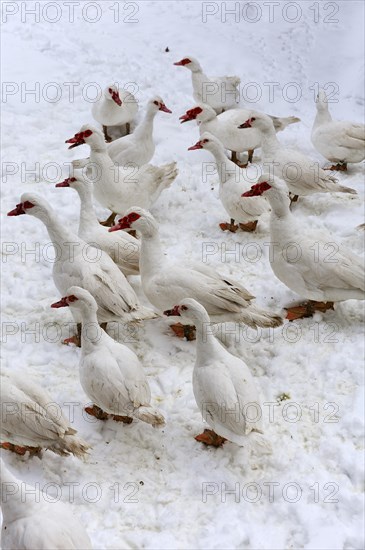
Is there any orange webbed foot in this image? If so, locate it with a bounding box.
[170,323,196,341]
[195,429,227,447]
[85,405,109,420]
[285,301,334,320]
[219,222,239,233]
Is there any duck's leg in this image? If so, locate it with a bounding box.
[170,323,196,341]
[239,220,258,232]
[289,193,299,208]
[84,404,109,420]
[236,149,254,169]
[103,125,112,143]
[231,151,238,163]
[324,162,347,171]
[63,323,82,347]
[195,429,227,447]
[126,122,131,135]
[99,212,117,227]
[1,442,42,457]
[219,218,239,232]
[285,301,334,321]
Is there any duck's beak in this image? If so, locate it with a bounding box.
[163,305,181,317]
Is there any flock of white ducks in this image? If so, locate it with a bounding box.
[2,54,365,549]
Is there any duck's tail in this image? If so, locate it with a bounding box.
[53,433,91,460]
[151,162,178,202]
[135,406,165,427]
[336,184,357,194]
[239,305,283,329]
[270,115,301,132]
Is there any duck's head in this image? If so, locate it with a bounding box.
[188,131,223,152]
[238,112,273,132]
[104,84,122,106]
[55,173,92,195]
[242,173,289,201]
[65,124,105,149]
[51,286,98,314]
[173,56,201,73]
[7,192,52,223]
[163,298,209,323]
[148,96,172,114]
[109,207,158,237]
[315,89,329,111]
[179,104,215,124]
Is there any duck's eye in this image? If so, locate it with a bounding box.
[108,88,113,94]
[154,101,159,106]
[203,139,208,143]
[84,130,92,137]
[251,117,256,122]
[181,305,188,311]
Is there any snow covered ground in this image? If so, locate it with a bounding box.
[1,1,364,548]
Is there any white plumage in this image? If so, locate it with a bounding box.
[55,174,140,276]
[52,287,165,427]
[110,208,283,329]
[68,125,178,218]
[0,372,89,458]
[7,194,155,325]
[174,55,240,113]
[239,112,357,197]
[242,174,365,303]
[311,89,365,169]
[108,96,172,166]
[165,299,271,451]
[189,132,269,228]
[0,459,93,549]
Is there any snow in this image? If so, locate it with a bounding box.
[1,1,364,548]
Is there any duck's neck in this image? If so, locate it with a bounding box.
[139,229,166,279]
[89,144,116,188]
[313,107,332,128]
[209,145,238,184]
[76,187,99,235]
[191,67,208,95]
[260,126,281,157]
[80,307,106,353]
[133,107,156,140]
[268,189,293,223]
[194,315,222,363]
[37,207,82,255]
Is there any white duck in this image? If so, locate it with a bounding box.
[91,84,138,141]
[7,194,156,346]
[180,103,300,166]
[109,208,283,337]
[242,174,365,319]
[163,299,271,451]
[55,174,140,276]
[0,459,93,549]
[66,125,178,226]
[188,132,269,232]
[0,371,89,458]
[174,56,240,114]
[311,89,365,171]
[107,96,172,166]
[238,113,357,200]
[51,287,165,427]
